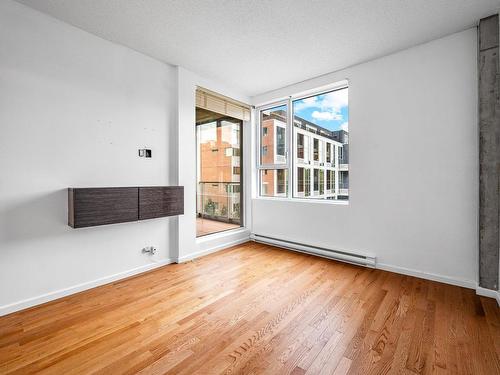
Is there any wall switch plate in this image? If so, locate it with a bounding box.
[138,148,152,158]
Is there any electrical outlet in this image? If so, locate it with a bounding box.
[142,246,157,255]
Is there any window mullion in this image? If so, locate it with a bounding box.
[287,98,293,199]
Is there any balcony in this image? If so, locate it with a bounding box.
[197,217,239,237]
[197,182,241,237]
[338,158,349,171]
[338,182,349,196]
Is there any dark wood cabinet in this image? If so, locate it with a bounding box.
[139,186,183,220]
[68,186,183,228]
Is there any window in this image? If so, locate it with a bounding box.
[326,170,335,190]
[297,167,304,193]
[277,169,286,194]
[257,84,348,201]
[276,127,286,157]
[196,107,243,237]
[319,170,324,195]
[258,103,288,196]
[297,133,304,159]
[225,147,240,157]
[304,168,311,196]
[313,169,319,192]
[260,169,288,197]
[260,104,287,166]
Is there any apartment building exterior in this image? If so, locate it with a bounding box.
[260,111,287,196]
[260,111,349,200]
[196,120,241,223]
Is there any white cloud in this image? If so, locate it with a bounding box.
[293,96,318,111]
[294,88,348,122]
[340,122,348,131]
[312,111,342,121]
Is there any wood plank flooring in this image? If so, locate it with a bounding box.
[0,241,499,374]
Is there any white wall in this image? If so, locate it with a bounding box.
[0,0,253,315]
[0,1,179,313]
[252,29,478,288]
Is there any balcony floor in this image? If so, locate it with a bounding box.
[196,217,240,237]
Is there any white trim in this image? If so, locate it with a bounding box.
[0,259,174,317]
[476,286,500,306]
[253,196,349,205]
[196,227,248,243]
[254,79,349,108]
[176,236,250,263]
[376,262,476,289]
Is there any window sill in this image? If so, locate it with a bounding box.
[196,226,250,243]
[253,196,349,205]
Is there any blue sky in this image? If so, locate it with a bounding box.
[293,88,348,132]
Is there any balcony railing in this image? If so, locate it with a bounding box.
[197,182,241,224]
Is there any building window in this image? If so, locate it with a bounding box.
[304,168,311,196]
[225,147,240,157]
[277,169,286,194]
[260,105,287,166]
[260,169,288,197]
[313,169,319,191]
[319,170,324,195]
[233,167,240,175]
[297,133,304,159]
[325,170,335,191]
[297,167,304,193]
[276,127,286,157]
[257,84,348,202]
[258,103,288,197]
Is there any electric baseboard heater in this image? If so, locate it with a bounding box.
[250,234,376,268]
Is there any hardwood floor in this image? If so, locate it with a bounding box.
[196,217,240,237]
[0,242,499,374]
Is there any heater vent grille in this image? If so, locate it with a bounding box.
[250,234,376,267]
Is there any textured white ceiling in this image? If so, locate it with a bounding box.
[16,0,499,96]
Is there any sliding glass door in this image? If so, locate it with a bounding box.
[196,109,243,237]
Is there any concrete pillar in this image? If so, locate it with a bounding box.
[479,14,500,290]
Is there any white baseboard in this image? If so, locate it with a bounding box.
[0,259,173,317]
[376,262,477,289]
[176,236,250,263]
[378,263,500,306]
[476,286,500,306]
[476,286,498,298]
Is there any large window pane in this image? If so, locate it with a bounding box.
[196,108,242,237]
[292,87,349,200]
[260,169,288,197]
[260,105,287,165]
[297,167,304,193]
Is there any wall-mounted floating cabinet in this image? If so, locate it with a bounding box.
[68,186,184,228]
